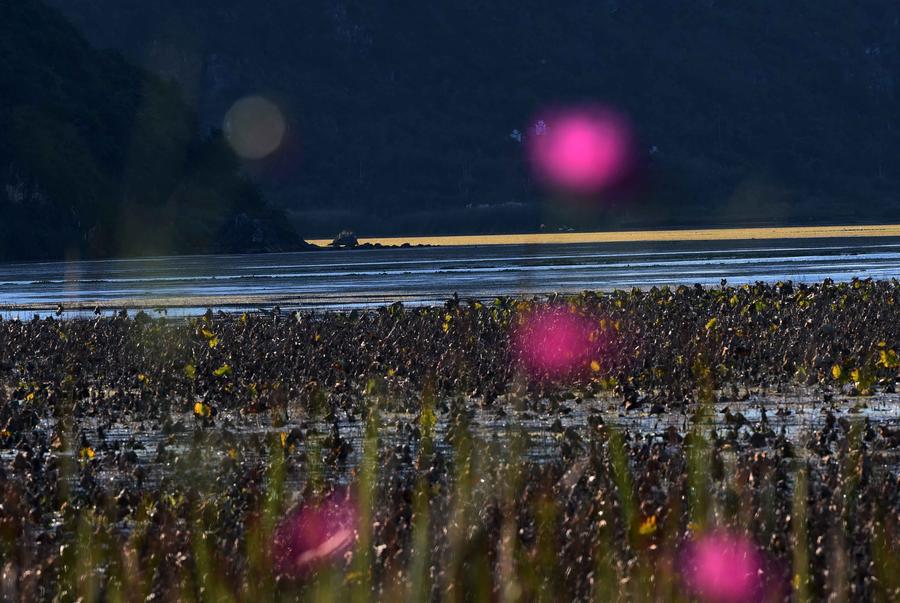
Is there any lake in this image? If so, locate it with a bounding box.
[3,236,900,316]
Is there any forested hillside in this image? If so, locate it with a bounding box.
[0,0,304,260]
[44,1,900,237]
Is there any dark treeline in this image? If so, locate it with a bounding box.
[45,0,900,237]
[0,0,304,260]
[4,1,900,258]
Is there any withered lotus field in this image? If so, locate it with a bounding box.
[0,279,898,601]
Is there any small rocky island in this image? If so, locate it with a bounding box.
[325,229,429,249]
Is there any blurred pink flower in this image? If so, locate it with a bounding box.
[272,490,357,576]
[682,531,764,603]
[513,306,596,378]
[529,106,634,195]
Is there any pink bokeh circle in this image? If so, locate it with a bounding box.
[513,305,599,379]
[528,106,634,195]
[681,531,765,603]
[272,489,357,577]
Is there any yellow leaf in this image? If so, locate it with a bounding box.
[344,570,365,586]
[705,317,718,330]
[213,364,232,377]
[208,337,219,348]
[184,364,196,379]
[240,313,248,324]
[441,322,450,333]
[280,432,288,448]
[200,328,215,339]
[850,368,861,383]
[638,515,657,535]
[386,368,396,377]
[25,392,34,402]
[79,447,95,461]
[878,349,899,368]
[227,447,238,460]
[831,364,842,380]
[419,405,437,437]
[0,429,10,438]
[137,373,149,383]
[590,360,601,372]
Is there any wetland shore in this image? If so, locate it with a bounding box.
[307,223,900,247]
[0,280,898,600]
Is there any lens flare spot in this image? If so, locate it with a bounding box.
[513,305,600,379]
[272,490,357,577]
[529,106,634,195]
[682,531,764,603]
[224,96,286,159]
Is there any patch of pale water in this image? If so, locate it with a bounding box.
[13,390,896,498]
[5,237,900,316]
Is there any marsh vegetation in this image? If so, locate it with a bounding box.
[0,279,899,600]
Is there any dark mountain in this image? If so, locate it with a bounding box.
[0,0,900,245]
[23,2,900,239]
[0,0,306,260]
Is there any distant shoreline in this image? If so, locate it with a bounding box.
[307,224,900,247]
[5,224,900,315]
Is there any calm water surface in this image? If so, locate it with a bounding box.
[2,237,900,316]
